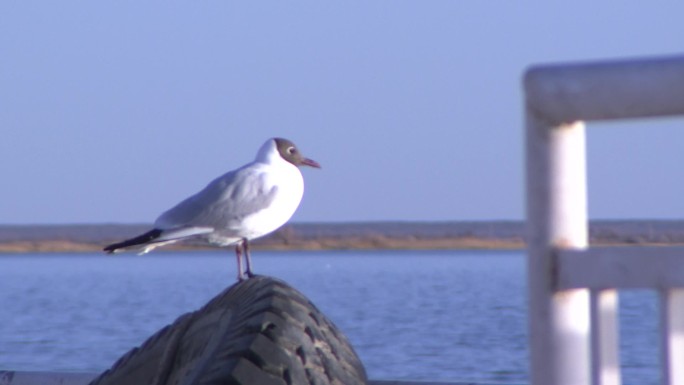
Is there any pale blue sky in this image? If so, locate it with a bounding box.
[1,2,683,224]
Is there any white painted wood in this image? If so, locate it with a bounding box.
[660,289,684,385]
[557,247,684,289]
[525,54,684,385]
[524,55,684,124]
[526,113,590,385]
[591,290,621,385]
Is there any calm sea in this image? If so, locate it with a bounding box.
[0,250,659,384]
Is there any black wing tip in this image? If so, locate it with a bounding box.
[103,229,163,254]
[103,244,118,254]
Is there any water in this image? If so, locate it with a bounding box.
[0,250,659,384]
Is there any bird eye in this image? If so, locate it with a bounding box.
[287,146,297,155]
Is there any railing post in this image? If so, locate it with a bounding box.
[591,289,621,385]
[526,113,590,385]
[660,288,684,385]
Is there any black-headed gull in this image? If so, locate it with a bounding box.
[104,137,320,280]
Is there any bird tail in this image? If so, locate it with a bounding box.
[103,229,164,254]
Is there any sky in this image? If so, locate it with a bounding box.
[1,2,683,225]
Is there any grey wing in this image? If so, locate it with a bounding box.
[154,167,278,230]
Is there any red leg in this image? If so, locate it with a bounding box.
[243,238,254,278]
[235,242,244,281]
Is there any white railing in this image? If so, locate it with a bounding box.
[525,55,684,385]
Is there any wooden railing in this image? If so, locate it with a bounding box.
[524,55,684,385]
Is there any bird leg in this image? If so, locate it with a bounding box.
[243,238,254,278]
[235,242,245,281]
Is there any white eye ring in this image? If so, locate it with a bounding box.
[287,146,296,155]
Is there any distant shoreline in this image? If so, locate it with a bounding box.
[0,237,526,253]
[2,220,684,253]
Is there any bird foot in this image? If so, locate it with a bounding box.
[237,271,255,282]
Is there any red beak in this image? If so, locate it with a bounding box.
[301,158,321,168]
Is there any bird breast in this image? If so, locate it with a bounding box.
[240,162,304,239]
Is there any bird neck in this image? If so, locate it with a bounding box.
[255,139,279,165]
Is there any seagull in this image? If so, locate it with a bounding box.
[104,137,320,280]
